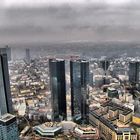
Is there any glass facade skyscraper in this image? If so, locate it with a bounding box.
[25,48,30,63]
[0,53,13,116]
[129,61,140,84]
[100,60,110,85]
[70,59,89,122]
[49,59,67,121]
[0,113,19,140]
[100,60,110,72]
[0,46,11,61]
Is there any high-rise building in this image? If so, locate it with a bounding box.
[129,61,140,84]
[89,72,93,86]
[49,59,67,121]
[100,59,110,84]
[0,53,13,115]
[25,48,31,63]
[70,59,89,122]
[100,60,110,72]
[0,46,11,61]
[0,113,19,140]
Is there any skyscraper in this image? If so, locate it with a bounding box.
[0,46,11,61]
[49,59,67,121]
[0,53,13,115]
[70,59,89,122]
[25,48,31,63]
[100,59,110,84]
[129,61,140,84]
[100,60,110,73]
[0,113,19,140]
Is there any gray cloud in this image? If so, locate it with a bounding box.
[0,3,140,45]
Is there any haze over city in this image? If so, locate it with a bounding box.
[0,0,140,45]
[0,0,140,140]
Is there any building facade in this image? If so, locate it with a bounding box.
[100,59,110,85]
[89,101,137,140]
[25,48,31,63]
[0,46,11,61]
[70,59,89,122]
[0,113,19,140]
[49,59,67,121]
[100,60,110,72]
[129,61,140,84]
[0,53,13,115]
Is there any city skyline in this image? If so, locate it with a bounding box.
[0,0,140,139]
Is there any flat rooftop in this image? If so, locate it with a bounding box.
[101,100,133,115]
[76,126,98,132]
[90,100,133,132]
[34,122,62,133]
[71,59,89,63]
[50,58,64,62]
[0,113,15,122]
[117,127,135,133]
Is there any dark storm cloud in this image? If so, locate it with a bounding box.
[0,3,140,45]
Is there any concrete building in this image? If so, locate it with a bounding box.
[89,100,137,140]
[34,122,62,137]
[0,113,19,140]
[71,126,100,140]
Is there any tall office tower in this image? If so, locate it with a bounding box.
[0,46,11,61]
[70,59,89,123]
[0,113,19,140]
[100,59,110,84]
[25,48,31,63]
[0,53,13,116]
[6,46,11,61]
[100,59,110,74]
[129,61,140,84]
[49,59,67,121]
[89,72,93,87]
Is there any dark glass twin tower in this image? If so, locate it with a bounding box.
[49,59,67,121]
[49,59,89,122]
[70,60,89,122]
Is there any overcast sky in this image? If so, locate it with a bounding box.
[0,0,140,45]
[1,0,139,7]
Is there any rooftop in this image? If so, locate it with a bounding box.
[0,113,15,122]
[71,59,89,63]
[90,100,133,132]
[50,58,64,62]
[117,127,135,133]
[34,122,62,133]
[101,100,133,115]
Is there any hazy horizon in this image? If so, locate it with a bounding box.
[0,0,140,45]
